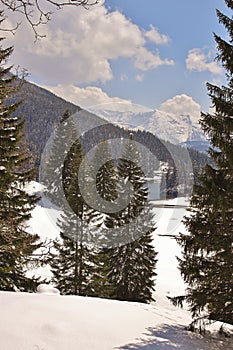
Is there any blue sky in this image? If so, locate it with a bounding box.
[100,0,228,110]
[6,0,230,116]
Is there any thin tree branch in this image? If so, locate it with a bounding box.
[0,0,99,39]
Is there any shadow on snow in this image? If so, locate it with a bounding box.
[116,325,232,350]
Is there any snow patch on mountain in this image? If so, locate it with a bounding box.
[89,106,206,145]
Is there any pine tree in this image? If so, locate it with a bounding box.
[0,34,41,291]
[42,109,79,207]
[50,208,95,296]
[89,140,118,298]
[95,141,117,201]
[166,166,178,199]
[50,138,97,296]
[173,0,233,327]
[107,134,157,303]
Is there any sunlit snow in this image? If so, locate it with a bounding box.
[1,184,232,350]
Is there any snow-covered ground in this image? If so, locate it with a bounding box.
[1,190,232,350]
[3,289,230,350]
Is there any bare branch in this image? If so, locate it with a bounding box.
[0,0,99,39]
[0,22,21,35]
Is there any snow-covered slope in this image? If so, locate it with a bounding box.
[1,196,232,350]
[89,106,206,145]
[1,282,232,349]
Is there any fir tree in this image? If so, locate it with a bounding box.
[166,166,178,199]
[173,0,233,327]
[89,140,117,298]
[108,134,157,303]
[50,138,97,296]
[42,109,79,207]
[95,140,117,205]
[0,34,41,291]
[50,208,95,296]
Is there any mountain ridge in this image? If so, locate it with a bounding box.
[8,79,208,154]
[7,79,210,187]
[88,106,206,145]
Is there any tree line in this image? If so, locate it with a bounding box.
[43,111,157,302]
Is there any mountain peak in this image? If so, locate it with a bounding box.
[90,106,205,145]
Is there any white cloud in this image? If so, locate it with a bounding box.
[186,48,222,74]
[135,74,144,82]
[145,25,170,45]
[159,94,201,123]
[8,4,174,85]
[42,84,152,113]
[42,84,132,108]
[134,47,174,71]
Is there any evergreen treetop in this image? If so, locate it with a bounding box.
[0,33,41,291]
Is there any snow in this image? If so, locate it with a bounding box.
[1,188,232,350]
[87,102,152,114]
[89,107,206,144]
[29,204,61,242]
[0,290,232,350]
[24,180,47,195]
[37,284,60,295]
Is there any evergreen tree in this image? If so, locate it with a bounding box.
[50,138,97,296]
[107,134,157,303]
[166,166,178,199]
[89,140,118,298]
[50,131,157,300]
[0,35,41,291]
[173,1,233,327]
[50,208,95,296]
[42,109,79,207]
[95,140,118,209]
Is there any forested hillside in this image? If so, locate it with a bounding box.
[7,79,210,195]
[7,80,80,157]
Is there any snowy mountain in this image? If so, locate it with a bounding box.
[9,81,209,157]
[1,194,232,350]
[88,105,206,146]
